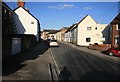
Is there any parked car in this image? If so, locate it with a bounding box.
[49,39,59,47]
[106,47,120,56]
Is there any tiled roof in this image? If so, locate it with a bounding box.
[110,13,120,24]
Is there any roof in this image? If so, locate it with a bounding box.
[110,13,120,24]
[59,27,68,31]
[48,30,59,34]
[71,15,97,30]
[13,6,40,23]
[43,29,52,32]
[2,2,13,12]
[65,23,77,33]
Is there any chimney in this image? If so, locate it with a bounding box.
[18,0,25,8]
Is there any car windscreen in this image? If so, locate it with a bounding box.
[50,40,57,42]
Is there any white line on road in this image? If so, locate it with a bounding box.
[49,48,60,77]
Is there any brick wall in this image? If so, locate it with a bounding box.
[2,34,37,61]
[88,44,111,51]
[22,35,36,51]
[2,35,12,61]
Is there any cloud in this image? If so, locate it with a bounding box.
[84,7,92,11]
[48,4,74,9]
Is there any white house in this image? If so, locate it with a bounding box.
[13,1,40,41]
[71,15,108,46]
[64,24,77,42]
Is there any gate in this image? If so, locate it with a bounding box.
[12,38,22,55]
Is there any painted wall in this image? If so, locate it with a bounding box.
[71,27,77,44]
[64,31,71,42]
[14,7,39,41]
[77,15,108,46]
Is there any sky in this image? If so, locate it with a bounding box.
[5,2,119,30]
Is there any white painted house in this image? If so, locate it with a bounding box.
[71,15,108,46]
[13,1,40,41]
[64,24,77,42]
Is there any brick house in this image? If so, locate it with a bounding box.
[2,2,15,60]
[110,13,120,48]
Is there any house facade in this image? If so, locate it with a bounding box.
[2,2,15,60]
[56,27,68,41]
[71,15,108,46]
[13,1,40,41]
[42,29,52,40]
[110,13,120,47]
[2,1,39,60]
[64,24,77,43]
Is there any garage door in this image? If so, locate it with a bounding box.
[12,38,21,55]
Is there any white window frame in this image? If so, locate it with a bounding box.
[116,24,120,30]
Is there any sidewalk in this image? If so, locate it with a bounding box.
[2,41,57,81]
[60,41,120,64]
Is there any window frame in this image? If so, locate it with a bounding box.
[87,26,92,31]
[86,37,91,42]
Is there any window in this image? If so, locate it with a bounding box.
[87,26,92,30]
[86,37,91,42]
[31,21,34,24]
[95,27,97,30]
[118,24,120,30]
[116,24,119,30]
[4,9,6,14]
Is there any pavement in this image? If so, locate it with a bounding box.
[2,40,58,81]
[59,41,120,64]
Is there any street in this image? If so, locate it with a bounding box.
[50,42,120,80]
[2,41,120,81]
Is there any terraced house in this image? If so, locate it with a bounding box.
[110,13,120,48]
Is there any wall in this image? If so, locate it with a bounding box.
[77,15,107,46]
[22,35,36,51]
[71,27,77,44]
[2,34,37,61]
[88,44,111,51]
[14,7,39,41]
[2,35,12,61]
[111,24,119,47]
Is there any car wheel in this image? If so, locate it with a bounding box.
[109,52,114,56]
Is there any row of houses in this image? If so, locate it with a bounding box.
[2,0,41,60]
[41,14,120,50]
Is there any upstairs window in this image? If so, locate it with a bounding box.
[31,21,34,24]
[4,9,6,14]
[87,26,92,31]
[117,24,120,30]
[95,27,97,30]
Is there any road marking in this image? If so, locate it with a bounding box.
[49,48,60,77]
[48,63,52,81]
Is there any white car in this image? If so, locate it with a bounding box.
[49,40,59,47]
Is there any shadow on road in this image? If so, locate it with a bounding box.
[2,40,49,76]
[80,71,118,80]
[58,67,72,82]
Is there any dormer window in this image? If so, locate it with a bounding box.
[31,21,34,24]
